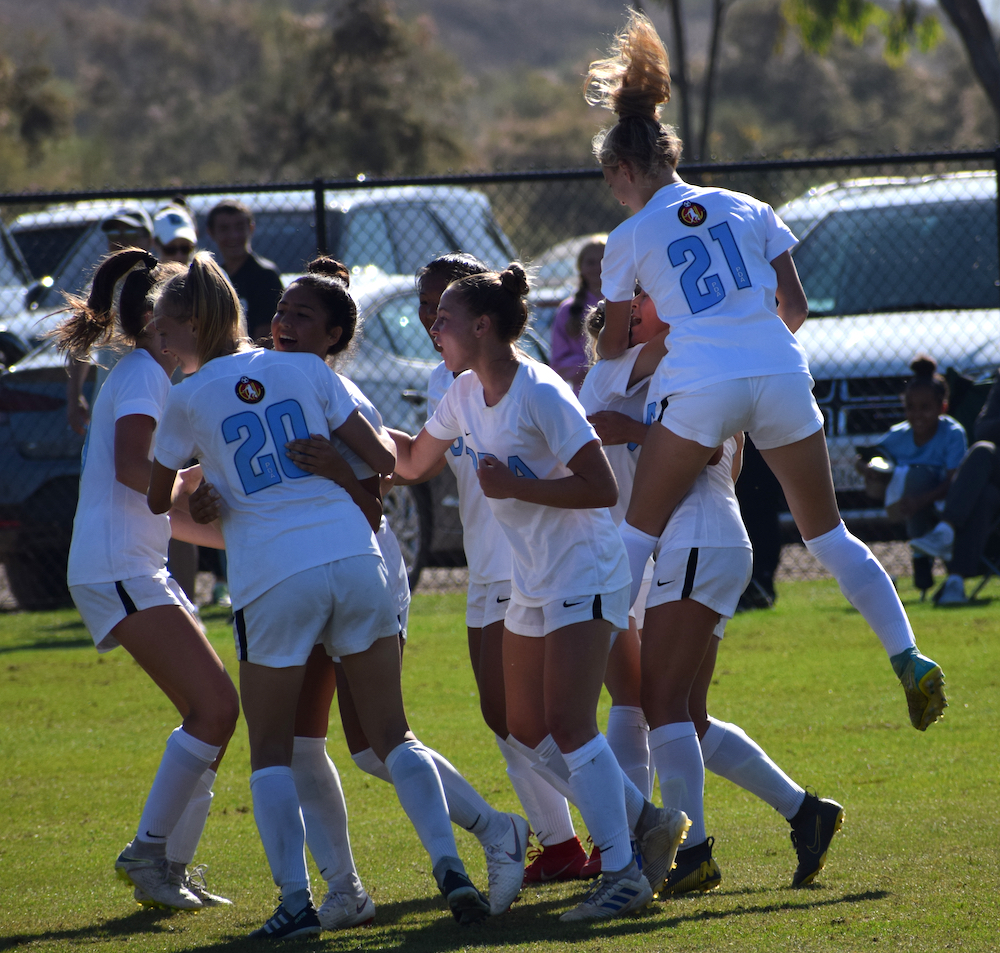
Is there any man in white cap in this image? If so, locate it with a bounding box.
[153,206,198,264]
[100,205,154,254]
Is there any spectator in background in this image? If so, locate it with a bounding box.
[100,205,154,254]
[910,375,1000,605]
[735,436,785,610]
[205,200,283,340]
[153,204,198,264]
[550,236,605,393]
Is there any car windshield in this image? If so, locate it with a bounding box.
[14,224,88,280]
[792,198,999,316]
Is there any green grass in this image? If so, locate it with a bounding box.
[0,578,997,951]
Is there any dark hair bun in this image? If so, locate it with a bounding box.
[499,263,529,298]
[910,354,937,378]
[306,256,350,287]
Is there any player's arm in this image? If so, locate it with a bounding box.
[114,415,157,493]
[334,408,396,475]
[478,439,618,509]
[772,251,808,333]
[390,427,453,482]
[148,460,179,514]
[596,299,631,360]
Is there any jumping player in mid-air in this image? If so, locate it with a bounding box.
[586,9,946,731]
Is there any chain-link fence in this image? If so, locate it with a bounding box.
[0,149,997,610]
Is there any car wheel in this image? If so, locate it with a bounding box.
[6,476,78,611]
[383,483,432,591]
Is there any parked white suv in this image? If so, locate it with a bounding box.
[779,170,1000,534]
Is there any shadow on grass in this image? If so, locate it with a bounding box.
[0,635,92,655]
[0,888,890,952]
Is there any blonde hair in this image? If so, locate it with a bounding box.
[586,9,683,175]
[154,252,246,366]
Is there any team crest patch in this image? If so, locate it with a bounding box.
[678,201,707,227]
[235,376,265,403]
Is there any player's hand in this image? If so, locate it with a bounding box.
[67,399,90,436]
[588,410,644,447]
[477,455,517,499]
[189,481,223,524]
[286,433,353,484]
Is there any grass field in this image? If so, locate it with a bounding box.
[1,577,997,952]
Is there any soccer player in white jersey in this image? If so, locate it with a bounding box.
[146,254,492,938]
[583,289,844,893]
[414,254,593,884]
[266,257,528,923]
[57,249,239,912]
[391,263,689,921]
[585,10,946,732]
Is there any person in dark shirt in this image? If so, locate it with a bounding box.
[206,200,284,340]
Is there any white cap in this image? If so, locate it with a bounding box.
[153,207,197,247]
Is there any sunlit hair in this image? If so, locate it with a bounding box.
[586,9,683,176]
[906,354,948,406]
[448,262,530,344]
[416,252,490,289]
[54,248,183,359]
[566,236,607,339]
[154,251,245,367]
[584,299,606,365]
[285,256,357,359]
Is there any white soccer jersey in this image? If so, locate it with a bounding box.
[425,358,629,605]
[68,349,172,586]
[427,360,513,585]
[330,373,409,615]
[154,349,380,608]
[601,181,809,395]
[578,347,651,526]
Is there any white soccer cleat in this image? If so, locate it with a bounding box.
[484,813,530,915]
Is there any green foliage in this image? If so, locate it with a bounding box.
[783,0,941,61]
[0,578,997,950]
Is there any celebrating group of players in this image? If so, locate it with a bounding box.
[58,11,946,940]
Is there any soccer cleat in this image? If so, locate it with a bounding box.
[211,582,232,608]
[115,843,202,911]
[935,575,968,606]
[636,806,691,897]
[891,648,948,730]
[436,864,490,926]
[522,835,589,883]
[483,813,530,914]
[910,522,954,562]
[558,872,653,921]
[661,836,722,896]
[317,888,375,930]
[789,793,844,887]
[134,863,232,908]
[249,900,321,940]
[579,838,602,879]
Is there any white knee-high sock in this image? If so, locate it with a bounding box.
[353,744,505,844]
[607,706,651,799]
[649,722,706,846]
[384,740,458,867]
[166,768,216,865]
[136,728,219,844]
[700,718,805,819]
[561,735,632,873]
[804,522,915,657]
[249,766,310,902]
[351,747,393,783]
[292,737,358,889]
[620,522,659,609]
[496,734,576,845]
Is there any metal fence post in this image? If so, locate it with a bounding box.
[313,178,327,257]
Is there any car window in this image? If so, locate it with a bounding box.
[12,225,89,281]
[431,200,516,269]
[340,209,395,273]
[0,227,29,286]
[362,292,439,361]
[793,198,999,316]
[385,205,456,275]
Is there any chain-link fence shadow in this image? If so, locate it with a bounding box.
[0,150,996,610]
